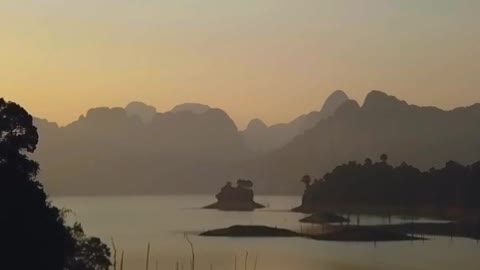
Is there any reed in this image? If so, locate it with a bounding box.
[111,238,117,270]
[145,243,151,270]
[109,239,260,270]
[244,251,248,270]
[184,233,196,270]
[119,251,124,270]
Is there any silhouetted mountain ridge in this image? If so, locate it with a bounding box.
[33,102,248,195]
[246,119,268,130]
[242,90,350,152]
[251,91,480,193]
[125,101,157,123]
[30,90,480,195]
[171,103,211,114]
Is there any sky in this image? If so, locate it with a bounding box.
[1,0,480,129]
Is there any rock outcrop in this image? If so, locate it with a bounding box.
[204,180,265,211]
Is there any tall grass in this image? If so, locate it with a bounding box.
[109,235,260,270]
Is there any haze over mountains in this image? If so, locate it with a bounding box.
[32,90,480,195]
[252,91,480,193]
[243,90,349,152]
[33,102,247,195]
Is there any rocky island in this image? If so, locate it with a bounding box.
[200,224,424,242]
[204,179,265,211]
[311,226,425,242]
[300,212,350,224]
[201,225,300,237]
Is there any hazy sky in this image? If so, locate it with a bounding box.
[1,0,480,129]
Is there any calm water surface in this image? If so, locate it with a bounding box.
[53,195,479,270]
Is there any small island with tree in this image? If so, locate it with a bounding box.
[294,154,480,216]
[292,154,480,241]
[201,225,300,237]
[204,179,265,211]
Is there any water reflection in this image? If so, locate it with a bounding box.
[53,195,479,270]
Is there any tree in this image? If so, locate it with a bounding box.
[380,153,388,163]
[237,179,253,189]
[65,223,112,270]
[300,174,311,188]
[298,155,480,212]
[0,98,71,270]
[0,98,39,176]
[0,98,38,152]
[364,158,373,166]
[0,98,110,270]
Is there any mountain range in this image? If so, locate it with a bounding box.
[242,90,349,153]
[31,90,480,195]
[33,102,247,195]
[250,90,480,193]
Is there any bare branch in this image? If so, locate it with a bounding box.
[184,233,195,270]
[111,238,117,270]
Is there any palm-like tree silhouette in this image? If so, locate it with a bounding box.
[380,153,389,163]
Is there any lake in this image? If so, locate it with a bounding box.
[53,195,479,270]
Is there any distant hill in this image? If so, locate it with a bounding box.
[170,103,211,114]
[31,91,480,196]
[33,103,249,195]
[250,91,480,193]
[125,101,157,123]
[242,90,349,152]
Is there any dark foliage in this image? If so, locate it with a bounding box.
[216,180,255,203]
[201,225,300,237]
[300,155,480,210]
[0,98,110,270]
[204,179,265,211]
[66,223,111,270]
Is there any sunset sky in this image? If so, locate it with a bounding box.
[1,0,480,129]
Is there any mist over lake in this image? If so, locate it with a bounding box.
[53,195,478,270]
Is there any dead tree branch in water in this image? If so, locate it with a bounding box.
[184,233,196,270]
[145,243,151,270]
[120,250,124,270]
[244,251,248,270]
[111,238,117,270]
